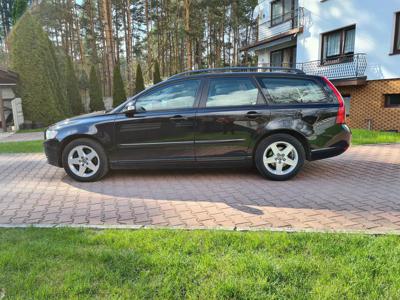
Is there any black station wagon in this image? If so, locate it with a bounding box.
[44,67,351,182]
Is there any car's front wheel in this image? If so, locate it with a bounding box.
[255,134,305,181]
[62,138,109,182]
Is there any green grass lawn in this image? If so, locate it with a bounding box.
[0,140,43,153]
[352,129,400,145]
[16,127,45,133]
[0,228,400,299]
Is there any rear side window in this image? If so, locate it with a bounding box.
[206,77,263,107]
[259,78,329,104]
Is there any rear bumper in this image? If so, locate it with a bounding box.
[310,124,351,161]
[43,139,62,167]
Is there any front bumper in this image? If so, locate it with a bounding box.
[43,139,62,167]
[310,124,351,161]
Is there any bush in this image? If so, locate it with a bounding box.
[9,13,67,125]
[135,63,145,94]
[89,65,104,111]
[112,63,127,107]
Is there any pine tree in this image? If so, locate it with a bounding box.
[12,0,28,24]
[65,55,83,115]
[89,65,104,111]
[153,60,162,84]
[112,63,127,107]
[135,63,145,94]
[79,70,89,91]
[9,13,66,125]
[54,49,72,115]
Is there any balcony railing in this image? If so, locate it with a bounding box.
[258,62,297,69]
[242,7,304,50]
[257,53,367,80]
[297,53,368,80]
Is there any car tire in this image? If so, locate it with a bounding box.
[255,134,305,181]
[62,138,109,182]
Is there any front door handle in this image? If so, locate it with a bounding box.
[170,115,188,121]
[246,111,262,119]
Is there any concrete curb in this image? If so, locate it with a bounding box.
[0,223,399,235]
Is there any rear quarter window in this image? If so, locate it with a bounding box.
[258,78,330,104]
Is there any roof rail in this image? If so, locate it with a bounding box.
[168,66,305,80]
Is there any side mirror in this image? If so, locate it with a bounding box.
[124,104,136,116]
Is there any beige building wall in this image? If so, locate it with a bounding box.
[338,79,400,131]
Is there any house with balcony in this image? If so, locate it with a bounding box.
[242,0,400,131]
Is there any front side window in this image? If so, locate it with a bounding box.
[394,12,400,54]
[385,94,400,108]
[260,78,328,104]
[135,80,200,111]
[322,26,355,62]
[206,78,261,107]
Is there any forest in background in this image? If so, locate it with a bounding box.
[0,0,258,124]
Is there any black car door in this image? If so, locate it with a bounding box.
[194,76,270,162]
[111,79,203,165]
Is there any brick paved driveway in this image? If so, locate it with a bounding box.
[0,144,399,233]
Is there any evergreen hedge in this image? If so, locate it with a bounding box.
[89,65,104,111]
[10,13,67,125]
[112,63,127,107]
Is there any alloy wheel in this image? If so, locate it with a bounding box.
[263,141,299,175]
[67,145,100,178]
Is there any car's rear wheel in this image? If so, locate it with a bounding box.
[62,138,109,182]
[255,134,305,181]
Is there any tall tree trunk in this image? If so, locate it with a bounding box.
[145,0,152,78]
[183,0,192,70]
[97,0,107,97]
[100,0,115,97]
[73,2,85,66]
[87,0,99,65]
[123,0,133,94]
[232,0,239,66]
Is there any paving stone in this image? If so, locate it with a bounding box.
[0,144,399,232]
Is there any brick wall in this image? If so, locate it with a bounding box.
[338,78,400,131]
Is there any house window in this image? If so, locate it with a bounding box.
[271,0,294,26]
[270,50,283,67]
[270,47,296,68]
[393,12,400,54]
[385,94,400,108]
[321,25,355,63]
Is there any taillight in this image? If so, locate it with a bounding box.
[322,77,346,124]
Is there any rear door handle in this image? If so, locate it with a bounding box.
[170,115,188,121]
[246,111,262,119]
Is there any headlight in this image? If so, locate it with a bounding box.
[45,129,58,140]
